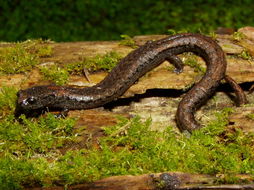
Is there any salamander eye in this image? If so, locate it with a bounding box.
[28,96,36,103]
[23,96,37,105]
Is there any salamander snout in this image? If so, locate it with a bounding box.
[17,90,38,109]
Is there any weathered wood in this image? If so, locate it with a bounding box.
[1,27,254,92]
[29,172,254,190]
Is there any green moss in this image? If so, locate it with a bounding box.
[213,174,243,184]
[0,114,76,189]
[1,86,254,188]
[167,29,177,35]
[66,51,123,74]
[232,31,246,41]
[167,29,189,35]
[39,51,122,85]
[85,51,122,71]
[0,44,38,74]
[119,34,138,48]
[183,55,206,74]
[208,31,217,40]
[0,158,33,190]
[0,39,53,75]
[0,86,18,116]
[0,114,75,155]
[246,113,254,120]
[238,50,252,60]
[40,64,69,85]
[37,45,53,57]
[0,87,77,188]
[167,53,206,84]
[48,107,254,185]
[21,39,53,57]
[51,107,254,185]
[222,44,235,49]
[65,61,86,75]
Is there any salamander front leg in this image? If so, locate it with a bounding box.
[166,55,184,74]
[55,108,69,118]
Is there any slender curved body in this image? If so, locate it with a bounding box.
[17,33,244,132]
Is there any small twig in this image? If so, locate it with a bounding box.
[109,121,131,137]
[82,68,91,83]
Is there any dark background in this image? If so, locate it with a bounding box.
[0,0,253,42]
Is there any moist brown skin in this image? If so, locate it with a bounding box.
[17,33,245,132]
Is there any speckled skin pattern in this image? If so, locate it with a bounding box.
[17,33,246,132]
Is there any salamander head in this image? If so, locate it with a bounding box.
[17,86,57,110]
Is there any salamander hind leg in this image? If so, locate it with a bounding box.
[224,75,247,106]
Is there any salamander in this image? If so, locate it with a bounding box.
[17,33,246,132]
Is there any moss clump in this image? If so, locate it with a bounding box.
[167,29,189,35]
[0,44,38,74]
[87,51,122,71]
[40,64,69,85]
[0,114,75,155]
[246,113,254,120]
[232,31,246,41]
[183,55,206,74]
[119,35,138,48]
[0,114,76,188]
[66,51,123,74]
[21,39,53,58]
[238,50,252,60]
[208,31,217,40]
[0,39,53,75]
[0,86,18,117]
[36,45,53,57]
[39,51,122,85]
[47,108,254,185]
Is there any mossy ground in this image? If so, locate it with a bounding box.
[0,86,254,189]
[65,51,123,73]
[0,37,254,188]
[0,39,53,75]
[0,39,123,85]
[42,51,123,85]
